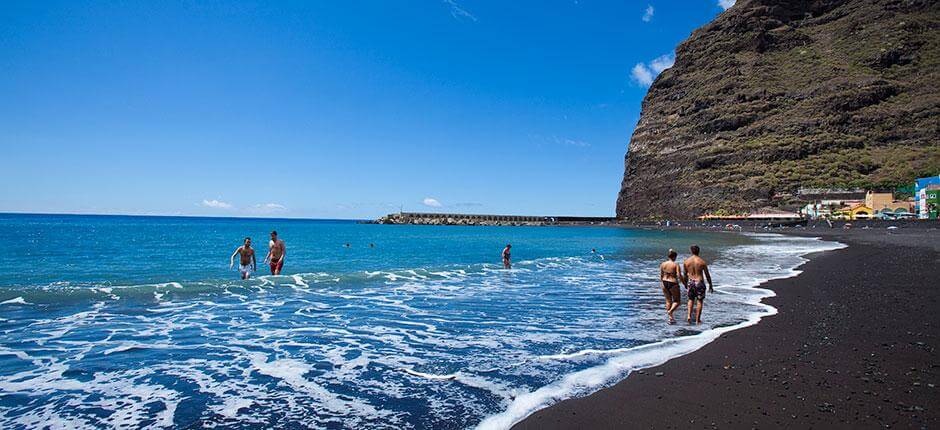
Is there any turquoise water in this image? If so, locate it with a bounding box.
[0,214,843,429]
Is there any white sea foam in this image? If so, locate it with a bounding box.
[476,234,845,429]
[0,297,29,305]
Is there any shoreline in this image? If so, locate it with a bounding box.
[513,225,939,429]
[477,232,844,429]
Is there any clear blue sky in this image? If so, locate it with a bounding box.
[0,1,734,219]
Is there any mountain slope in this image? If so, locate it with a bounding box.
[616,0,940,219]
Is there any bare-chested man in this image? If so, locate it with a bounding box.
[683,244,714,324]
[230,237,257,280]
[265,230,286,275]
[659,249,683,324]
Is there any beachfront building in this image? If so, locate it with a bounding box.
[800,199,864,219]
[914,175,940,219]
[832,204,874,220]
[918,185,940,219]
[796,188,870,220]
[876,207,916,220]
[700,210,802,222]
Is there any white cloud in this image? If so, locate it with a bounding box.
[642,5,654,22]
[443,0,477,22]
[718,0,735,10]
[561,138,590,147]
[631,63,654,86]
[649,53,675,73]
[631,53,675,86]
[423,198,443,208]
[248,203,287,214]
[201,199,233,210]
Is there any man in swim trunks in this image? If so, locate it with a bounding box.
[502,244,512,269]
[265,230,286,275]
[230,237,257,280]
[659,249,683,324]
[683,244,714,324]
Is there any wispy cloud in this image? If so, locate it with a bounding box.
[631,53,675,86]
[247,203,287,214]
[423,198,443,208]
[642,5,654,22]
[560,138,589,148]
[531,134,591,149]
[201,199,233,210]
[718,0,735,10]
[443,0,477,22]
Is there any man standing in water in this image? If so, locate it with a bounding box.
[265,230,286,275]
[502,244,512,269]
[683,244,714,324]
[230,237,257,280]
[659,249,682,324]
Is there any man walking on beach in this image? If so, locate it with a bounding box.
[265,230,286,275]
[659,249,683,324]
[502,244,512,269]
[683,244,714,324]
[230,237,257,280]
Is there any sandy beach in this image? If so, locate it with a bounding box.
[516,224,939,429]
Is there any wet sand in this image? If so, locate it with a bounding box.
[515,225,939,429]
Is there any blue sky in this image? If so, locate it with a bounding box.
[0,0,734,219]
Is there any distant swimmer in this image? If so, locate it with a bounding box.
[264,230,286,275]
[230,237,257,280]
[682,244,714,324]
[659,249,682,324]
[345,243,351,248]
[502,244,512,269]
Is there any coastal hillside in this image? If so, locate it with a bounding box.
[616,0,940,219]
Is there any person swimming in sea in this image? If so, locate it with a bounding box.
[264,230,286,275]
[683,244,714,324]
[229,237,257,280]
[659,249,682,324]
[502,244,512,269]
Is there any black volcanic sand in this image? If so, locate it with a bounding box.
[515,226,939,429]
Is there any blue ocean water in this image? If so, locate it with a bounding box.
[0,214,843,429]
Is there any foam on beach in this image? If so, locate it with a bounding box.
[476,234,846,429]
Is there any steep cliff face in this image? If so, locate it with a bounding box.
[616,0,939,219]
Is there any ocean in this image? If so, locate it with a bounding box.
[0,214,844,429]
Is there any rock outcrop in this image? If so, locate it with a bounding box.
[617,0,939,219]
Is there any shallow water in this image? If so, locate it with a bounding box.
[0,214,843,429]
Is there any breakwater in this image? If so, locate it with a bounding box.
[372,212,616,226]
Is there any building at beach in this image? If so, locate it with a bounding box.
[832,204,874,220]
[915,176,940,219]
[918,185,940,219]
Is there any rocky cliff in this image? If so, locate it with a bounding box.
[616,0,939,219]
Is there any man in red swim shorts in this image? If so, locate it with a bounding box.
[265,230,286,275]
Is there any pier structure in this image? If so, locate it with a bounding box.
[373,212,615,226]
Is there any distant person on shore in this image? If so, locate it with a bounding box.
[659,249,682,324]
[264,231,286,275]
[683,245,714,324]
[230,237,257,280]
[502,244,512,269]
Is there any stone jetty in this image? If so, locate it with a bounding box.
[372,212,616,226]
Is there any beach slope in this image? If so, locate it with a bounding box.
[515,228,939,429]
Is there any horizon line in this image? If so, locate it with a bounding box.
[0,211,366,222]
